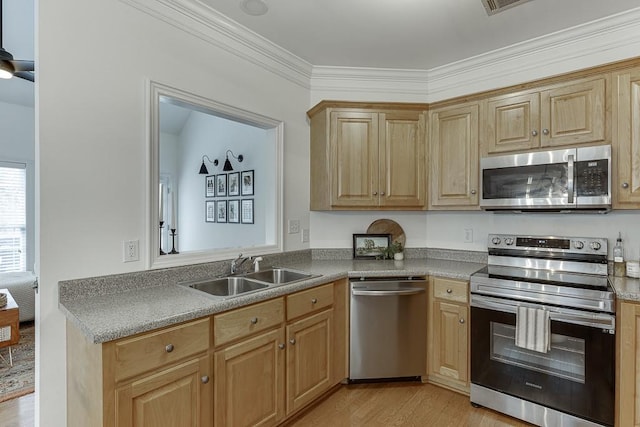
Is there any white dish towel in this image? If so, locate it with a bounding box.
[515,306,550,353]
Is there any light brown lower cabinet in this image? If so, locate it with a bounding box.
[65,279,345,427]
[617,300,640,426]
[427,277,470,394]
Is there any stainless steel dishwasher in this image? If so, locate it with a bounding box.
[349,277,427,381]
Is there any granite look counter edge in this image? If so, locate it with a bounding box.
[59,257,485,344]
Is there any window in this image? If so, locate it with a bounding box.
[0,161,26,272]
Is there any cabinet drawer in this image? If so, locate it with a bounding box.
[113,318,210,382]
[287,283,334,321]
[214,298,285,347]
[432,278,468,303]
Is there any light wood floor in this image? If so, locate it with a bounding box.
[0,384,532,427]
[0,393,34,427]
[288,382,532,426]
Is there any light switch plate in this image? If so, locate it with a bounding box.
[288,219,300,234]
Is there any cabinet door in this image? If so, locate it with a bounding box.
[286,309,333,414]
[429,300,468,387]
[614,69,640,207]
[330,111,379,207]
[429,103,479,208]
[618,301,640,426]
[540,77,606,147]
[115,356,211,427]
[214,328,286,427]
[485,92,540,154]
[378,111,427,208]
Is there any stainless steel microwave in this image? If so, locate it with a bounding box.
[480,145,611,212]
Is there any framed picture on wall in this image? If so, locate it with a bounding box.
[241,170,254,196]
[205,200,216,223]
[228,200,240,223]
[216,174,227,197]
[228,172,240,196]
[205,175,215,198]
[216,200,227,223]
[241,199,254,224]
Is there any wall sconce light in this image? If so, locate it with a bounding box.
[222,150,244,171]
[198,155,219,175]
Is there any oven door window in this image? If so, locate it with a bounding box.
[490,322,585,383]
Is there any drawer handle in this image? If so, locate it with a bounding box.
[311,298,318,304]
[446,289,453,294]
[250,317,258,325]
[459,318,465,324]
[165,344,174,353]
[289,338,296,345]
[201,375,210,384]
[278,343,285,350]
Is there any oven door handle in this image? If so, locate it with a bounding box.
[471,294,615,330]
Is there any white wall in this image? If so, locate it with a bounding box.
[0,100,35,271]
[37,1,310,424]
[176,112,272,251]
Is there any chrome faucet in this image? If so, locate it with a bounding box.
[230,253,251,275]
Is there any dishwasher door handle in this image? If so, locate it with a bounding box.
[351,288,425,297]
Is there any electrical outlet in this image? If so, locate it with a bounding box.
[288,219,300,234]
[301,228,310,243]
[123,240,139,262]
[464,228,473,243]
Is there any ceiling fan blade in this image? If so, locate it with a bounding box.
[13,70,34,82]
[11,60,34,72]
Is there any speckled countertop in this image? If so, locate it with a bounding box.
[59,256,484,344]
[610,275,640,303]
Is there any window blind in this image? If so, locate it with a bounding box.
[0,161,27,272]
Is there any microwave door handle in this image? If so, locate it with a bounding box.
[567,154,575,204]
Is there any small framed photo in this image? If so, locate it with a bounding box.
[241,170,254,196]
[205,175,215,198]
[205,200,216,223]
[216,174,227,197]
[353,233,391,259]
[241,199,254,224]
[228,172,240,196]
[228,200,240,223]
[216,200,227,223]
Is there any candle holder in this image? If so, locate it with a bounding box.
[159,221,167,255]
[169,228,179,254]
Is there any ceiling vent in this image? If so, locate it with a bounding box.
[481,0,533,15]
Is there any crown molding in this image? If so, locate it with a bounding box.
[119,0,313,88]
[120,0,640,101]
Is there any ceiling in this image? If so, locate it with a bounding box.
[2,0,640,108]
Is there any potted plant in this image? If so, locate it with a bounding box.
[382,240,404,260]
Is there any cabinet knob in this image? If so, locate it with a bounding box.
[289,338,296,345]
[446,288,453,294]
[380,191,385,196]
[373,191,378,196]
[622,182,630,189]
[459,318,465,324]
[201,375,210,384]
[278,343,285,350]
[311,298,318,304]
[532,130,538,136]
[542,128,549,135]
[250,317,258,324]
[470,189,476,195]
[165,344,174,353]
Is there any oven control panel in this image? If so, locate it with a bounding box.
[488,234,608,256]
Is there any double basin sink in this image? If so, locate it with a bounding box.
[180,268,317,299]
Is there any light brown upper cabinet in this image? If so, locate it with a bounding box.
[483,76,607,155]
[429,102,480,209]
[308,101,428,210]
[613,67,640,208]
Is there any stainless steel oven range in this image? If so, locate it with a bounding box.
[470,234,615,427]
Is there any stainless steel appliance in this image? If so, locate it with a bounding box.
[470,234,615,426]
[349,277,427,381]
[480,145,611,212]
